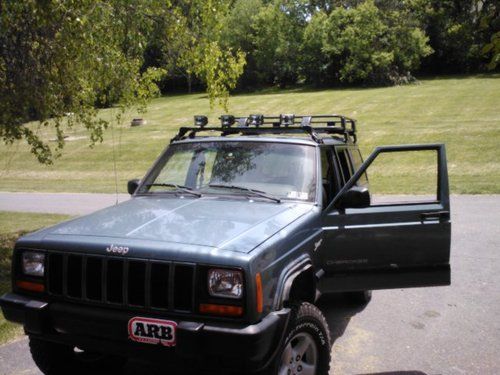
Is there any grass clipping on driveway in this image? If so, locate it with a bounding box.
[0,212,72,345]
[0,74,498,194]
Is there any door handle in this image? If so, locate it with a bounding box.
[420,211,449,223]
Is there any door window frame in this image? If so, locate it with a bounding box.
[324,144,449,213]
[319,145,336,208]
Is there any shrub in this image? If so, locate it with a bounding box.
[317,0,433,85]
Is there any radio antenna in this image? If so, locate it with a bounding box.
[110,118,119,205]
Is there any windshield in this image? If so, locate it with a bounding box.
[140,141,317,202]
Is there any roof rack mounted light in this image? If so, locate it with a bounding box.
[194,115,208,127]
[248,114,264,127]
[280,114,295,127]
[171,114,357,144]
[220,115,235,127]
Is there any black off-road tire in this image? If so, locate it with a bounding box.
[271,302,332,375]
[347,290,372,305]
[29,336,126,374]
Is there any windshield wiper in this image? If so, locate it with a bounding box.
[145,183,202,197]
[208,184,281,203]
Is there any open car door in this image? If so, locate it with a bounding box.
[319,144,451,292]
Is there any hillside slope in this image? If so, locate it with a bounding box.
[0,75,498,194]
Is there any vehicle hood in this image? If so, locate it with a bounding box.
[37,196,313,253]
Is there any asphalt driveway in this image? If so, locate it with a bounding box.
[0,192,129,215]
[0,195,499,374]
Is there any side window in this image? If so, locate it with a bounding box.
[329,145,446,209]
[320,149,330,183]
[349,148,368,187]
[367,150,438,205]
[335,148,353,185]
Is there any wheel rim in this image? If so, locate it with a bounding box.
[278,332,318,375]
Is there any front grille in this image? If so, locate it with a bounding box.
[47,253,195,312]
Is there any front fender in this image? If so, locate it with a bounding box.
[272,254,313,310]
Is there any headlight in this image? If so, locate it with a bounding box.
[208,269,243,299]
[22,252,45,277]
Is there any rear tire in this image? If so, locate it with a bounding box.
[29,337,126,374]
[347,290,372,305]
[271,302,331,375]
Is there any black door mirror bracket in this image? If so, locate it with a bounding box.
[127,179,140,195]
[336,186,371,209]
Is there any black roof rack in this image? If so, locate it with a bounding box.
[170,114,357,144]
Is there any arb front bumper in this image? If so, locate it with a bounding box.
[0,292,290,372]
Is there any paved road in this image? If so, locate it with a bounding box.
[0,195,499,374]
[0,192,129,215]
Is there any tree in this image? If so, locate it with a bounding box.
[483,32,500,70]
[143,0,246,102]
[251,0,309,86]
[301,11,331,85]
[175,0,246,109]
[220,0,264,88]
[319,0,432,84]
[480,1,500,70]
[0,0,245,164]
[415,0,495,73]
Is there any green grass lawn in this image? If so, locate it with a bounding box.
[0,74,499,194]
[0,212,72,344]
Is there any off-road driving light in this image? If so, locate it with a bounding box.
[280,114,295,126]
[208,268,243,299]
[194,115,208,127]
[22,252,45,277]
[220,115,235,127]
[248,114,264,127]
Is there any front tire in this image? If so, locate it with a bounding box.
[29,337,126,374]
[272,302,331,375]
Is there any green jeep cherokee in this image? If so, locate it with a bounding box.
[0,114,451,374]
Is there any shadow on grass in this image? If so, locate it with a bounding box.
[160,72,500,102]
[415,72,500,81]
[194,73,500,102]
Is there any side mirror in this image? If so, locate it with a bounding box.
[127,179,140,195]
[336,186,370,209]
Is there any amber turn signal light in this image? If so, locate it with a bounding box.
[255,273,263,314]
[16,280,45,293]
[199,303,243,317]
